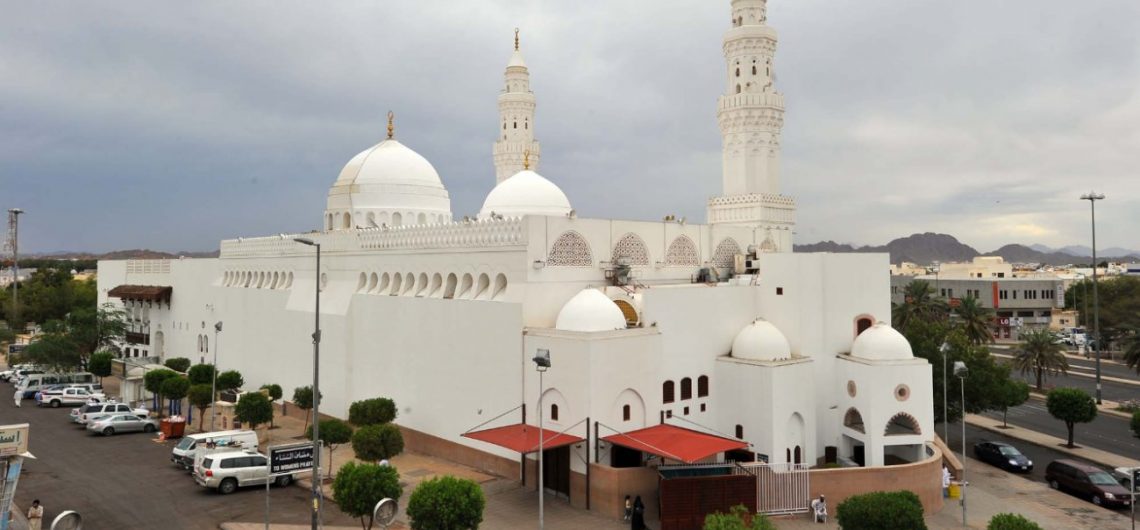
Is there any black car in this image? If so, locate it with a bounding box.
[973,441,1033,472]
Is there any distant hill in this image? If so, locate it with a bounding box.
[25,249,219,260]
[795,233,1140,265]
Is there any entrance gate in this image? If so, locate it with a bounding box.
[738,462,811,516]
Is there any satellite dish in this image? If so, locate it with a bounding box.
[51,511,82,530]
[373,498,398,528]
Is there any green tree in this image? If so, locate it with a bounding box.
[87,351,115,384]
[14,269,76,326]
[835,490,927,530]
[188,363,216,386]
[188,384,214,431]
[903,322,1012,423]
[1046,387,1097,448]
[995,379,1030,428]
[293,385,322,432]
[987,513,1043,530]
[331,461,402,530]
[1012,329,1068,392]
[306,418,353,466]
[1122,325,1140,375]
[407,475,485,530]
[260,384,283,428]
[65,302,128,359]
[1130,411,1140,439]
[161,377,191,416]
[892,280,949,329]
[143,369,179,418]
[164,357,192,373]
[703,504,776,530]
[24,329,81,373]
[216,370,244,392]
[235,392,275,431]
[352,424,405,462]
[952,296,995,345]
[349,397,398,426]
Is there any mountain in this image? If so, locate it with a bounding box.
[25,249,219,260]
[1057,245,1092,257]
[794,233,1140,265]
[1029,244,1055,253]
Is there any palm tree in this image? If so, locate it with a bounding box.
[892,280,948,329]
[1121,325,1140,375]
[952,296,995,345]
[1011,328,1068,391]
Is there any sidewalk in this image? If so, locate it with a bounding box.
[966,413,1140,471]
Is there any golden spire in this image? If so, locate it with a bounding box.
[386,111,394,139]
[514,28,521,51]
[523,150,531,170]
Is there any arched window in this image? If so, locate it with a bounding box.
[550,404,559,422]
[680,378,692,400]
[623,405,631,422]
[503,122,506,130]
[662,381,675,404]
[786,448,791,463]
[513,121,517,129]
[665,236,699,267]
[752,65,757,75]
[844,408,865,434]
[203,336,208,354]
[736,84,741,94]
[735,67,740,77]
[735,425,743,439]
[342,213,351,229]
[794,446,802,464]
[547,231,593,267]
[856,316,873,337]
[697,375,709,398]
[612,233,650,266]
[884,412,922,436]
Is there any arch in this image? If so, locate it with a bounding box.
[444,273,458,299]
[366,212,376,228]
[429,273,443,298]
[491,273,508,301]
[680,377,692,400]
[612,233,650,266]
[197,335,203,353]
[415,273,429,296]
[417,213,426,225]
[736,84,741,94]
[392,212,403,226]
[540,388,568,424]
[550,404,559,422]
[697,375,709,398]
[665,236,699,267]
[271,272,280,289]
[326,214,333,231]
[203,335,208,354]
[712,238,742,269]
[855,315,874,337]
[379,212,390,226]
[402,272,416,296]
[843,408,865,434]
[735,67,740,78]
[357,272,367,292]
[377,272,390,294]
[342,212,351,229]
[662,380,675,404]
[611,388,646,428]
[623,405,631,422]
[884,412,921,436]
[458,273,474,299]
[752,65,757,75]
[286,272,294,288]
[153,331,165,358]
[389,273,403,295]
[794,446,802,464]
[474,273,491,300]
[368,272,379,292]
[547,231,593,267]
[613,299,639,327]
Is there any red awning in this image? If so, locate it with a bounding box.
[463,424,584,454]
[107,285,173,303]
[602,424,748,464]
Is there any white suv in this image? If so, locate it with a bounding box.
[194,450,294,494]
[71,402,149,425]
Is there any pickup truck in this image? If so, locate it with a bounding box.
[38,387,106,407]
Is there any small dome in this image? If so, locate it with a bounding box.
[508,50,527,68]
[851,322,914,361]
[336,139,444,188]
[731,319,791,361]
[480,169,572,219]
[555,289,626,332]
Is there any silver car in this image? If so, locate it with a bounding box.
[86,413,160,436]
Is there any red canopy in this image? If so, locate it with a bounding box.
[602,424,748,464]
[463,424,584,454]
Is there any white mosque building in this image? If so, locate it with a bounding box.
[99,0,939,518]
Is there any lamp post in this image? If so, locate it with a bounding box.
[1080,192,1105,404]
[7,208,23,327]
[532,348,551,530]
[940,342,950,444]
[954,360,969,527]
[294,237,322,530]
[210,321,223,431]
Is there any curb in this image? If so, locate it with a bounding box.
[965,416,1139,472]
[1026,391,1135,420]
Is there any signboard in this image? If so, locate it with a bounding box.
[0,424,29,457]
[269,443,314,476]
[6,344,25,356]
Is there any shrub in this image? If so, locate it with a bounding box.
[88,351,114,382]
[235,392,274,430]
[1046,387,1097,447]
[143,369,179,418]
[216,370,244,391]
[835,490,926,530]
[987,513,1043,530]
[352,424,405,462]
[348,397,397,426]
[163,357,192,373]
[306,418,354,465]
[259,383,283,401]
[332,461,402,530]
[160,377,190,415]
[188,384,214,431]
[188,363,216,386]
[703,504,776,530]
[293,385,322,431]
[407,476,485,530]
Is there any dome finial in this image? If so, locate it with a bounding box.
[387,111,395,139]
[514,28,520,51]
[523,149,531,170]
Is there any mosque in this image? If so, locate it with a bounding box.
[99,0,939,519]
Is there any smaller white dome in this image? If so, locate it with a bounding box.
[851,321,913,361]
[731,319,792,361]
[555,289,626,332]
[480,170,572,219]
[508,50,527,68]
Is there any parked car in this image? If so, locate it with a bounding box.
[72,402,149,425]
[86,413,160,436]
[1046,459,1133,508]
[194,450,294,494]
[171,430,259,470]
[37,387,106,407]
[1,364,40,382]
[973,441,1033,472]
[1114,467,1140,491]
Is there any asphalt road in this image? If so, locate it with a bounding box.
[979,399,1140,458]
[991,347,1140,404]
[5,388,356,529]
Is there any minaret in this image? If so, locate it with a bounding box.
[708,0,796,252]
[493,29,541,184]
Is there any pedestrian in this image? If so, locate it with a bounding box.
[810,495,827,523]
[27,499,44,530]
[631,495,646,530]
[13,388,21,408]
[623,494,632,521]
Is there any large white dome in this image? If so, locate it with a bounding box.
[479,169,571,219]
[325,136,452,230]
[731,319,791,362]
[850,321,914,361]
[336,139,444,188]
[555,289,626,332]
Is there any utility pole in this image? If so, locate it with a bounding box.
[5,209,23,328]
[1080,192,1105,404]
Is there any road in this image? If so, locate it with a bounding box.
[5,391,356,529]
[991,346,1140,404]
[978,399,1140,458]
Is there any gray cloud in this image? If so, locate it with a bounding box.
[1,0,1137,254]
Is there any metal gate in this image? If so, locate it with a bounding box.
[737,462,810,515]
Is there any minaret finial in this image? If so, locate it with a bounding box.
[387,111,394,139]
[523,150,531,170]
[514,28,520,51]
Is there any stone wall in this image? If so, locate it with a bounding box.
[807,443,944,514]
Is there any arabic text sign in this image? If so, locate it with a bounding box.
[0,424,29,457]
[269,443,314,475]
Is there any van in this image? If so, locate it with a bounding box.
[1045,459,1132,508]
[16,372,96,398]
[172,430,259,469]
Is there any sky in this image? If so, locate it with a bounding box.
[2,0,1138,254]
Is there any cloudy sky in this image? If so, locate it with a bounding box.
[2,0,1137,254]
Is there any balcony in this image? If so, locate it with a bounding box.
[125,331,150,346]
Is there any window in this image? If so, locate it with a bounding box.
[794,446,802,464]
[665,410,673,419]
[776,287,783,295]
[550,404,559,422]
[736,84,741,94]
[623,405,631,422]
[998,273,1005,278]
[662,381,675,404]
[752,65,757,75]
[735,67,740,77]
[513,121,517,129]
[250,456,267,467]
[735,425,743,439]
[697,375,709,398]
[683,406,690,416]
[856,317,873,336]
[700,403,706,412]
[1012,290,1017,299]
[680,378,692,400]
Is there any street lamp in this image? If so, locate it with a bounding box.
[940,342,950,444]
[210,321,223,431]
[1080,191,1105,404]
[954,360,969,527]
[294,236,322,530]
[7,208,23,327]
[532,348,551,530]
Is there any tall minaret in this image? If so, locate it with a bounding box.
[493,29,541,184]
[708,0,796,252]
